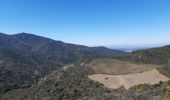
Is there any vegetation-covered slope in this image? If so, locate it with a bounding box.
[0,32,125,59]
[1,62,170,100]
[0,48,60,94]
[0,32,125,95]
[118,45,170,65]
[0,63,116,100]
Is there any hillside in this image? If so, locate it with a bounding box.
[2,32,170,100]
[1,43,170,99]
[1,62,170,100]
[0,48,59,94]
[118,45,170,65]
[89,58,160,75]
[0,32,125,94]
[0,63,113,100]
[117,45,170,78]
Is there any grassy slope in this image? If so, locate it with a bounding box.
[89,58,160,75]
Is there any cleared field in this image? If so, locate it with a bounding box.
[88,69,169,90]
[88,74,123,89]
[89,58,160,75]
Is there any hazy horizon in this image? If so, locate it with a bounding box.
[0,0,170,47]
[1,32,169,50]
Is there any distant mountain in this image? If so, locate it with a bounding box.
[0,32,125,94]
[0,33,125,61]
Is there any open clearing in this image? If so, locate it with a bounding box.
[88,69,169,90]
[89,58,160,75]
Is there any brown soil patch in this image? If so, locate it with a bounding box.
[88,69,169,90]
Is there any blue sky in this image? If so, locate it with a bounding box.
[0,0,170,47]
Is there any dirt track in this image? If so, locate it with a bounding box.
[88,69,169,90]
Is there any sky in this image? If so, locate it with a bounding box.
[0,0,170,47]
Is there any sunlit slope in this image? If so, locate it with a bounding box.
[89,58,160,75]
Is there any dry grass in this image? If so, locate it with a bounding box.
[89,58,160,75]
